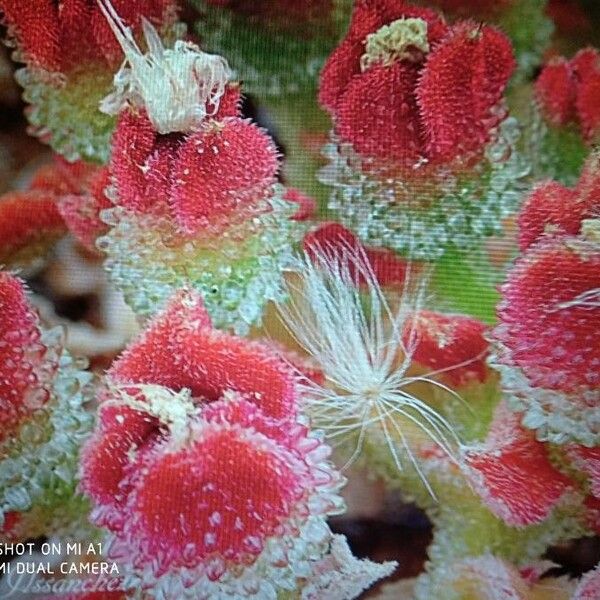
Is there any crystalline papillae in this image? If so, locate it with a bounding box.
[0,272,94,542]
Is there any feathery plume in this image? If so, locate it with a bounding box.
[278,244,463,494]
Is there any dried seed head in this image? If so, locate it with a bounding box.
[361,18,429,70]
[97,0,231,134]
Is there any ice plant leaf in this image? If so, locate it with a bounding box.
[496,234,600,394]
[534,57,577,127]
[317,2,525,260]
[0,271,94,542]
[518,181,582,251]
[336,59,425,164]
[170,118,279,234]
[98,30,301,331]
[402,311,489,387]
[0,272,51,438]
[463,403,573,526]
[108,289,297,420]
[0,190,67,267]
[416,22,515,162]
[0,0,62,71]
[518,151,600,251]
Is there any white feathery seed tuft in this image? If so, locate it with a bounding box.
[97,0,231,134]
[278,243,466,496]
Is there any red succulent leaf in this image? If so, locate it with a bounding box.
[80,404,161,523]
[575,65,600,143]
[463,402,573,526]
[109,289,213,391]
[571,47,600,81]
[170,118,279,235]
[81,384,337,576]
[0,191,67,263]
[417,22,514,162]
[110,109,163,214]
[284,188,317,221]
[174,327,297,420]
[320,1,448,117]
[0,273,51,439]
[336,60,425,164]
[496,235,600,392]
[128,419,306,567]
[1,0,178,73]
[535,58,576,126]
[304,222,413,287]
[0,0,61,71]
[109,289,297,421]
[57,166,112,252]
[402,310,489,387]
[535,48,600,141]
[58,0,104,69]
[319,39,364,113]
[517,180,595,251]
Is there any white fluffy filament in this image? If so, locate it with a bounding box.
[97,0,231,134]
[278,244,464,497]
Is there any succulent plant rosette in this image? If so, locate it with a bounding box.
[533,47,600,186]
[318,1,529,266]
[490,153,600,447]
[192,0,352,98]
[79,289,395,599]
[415,0,553,82]
[93,5,305,334]
[0,0,184,163]
[0,271,94,542]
